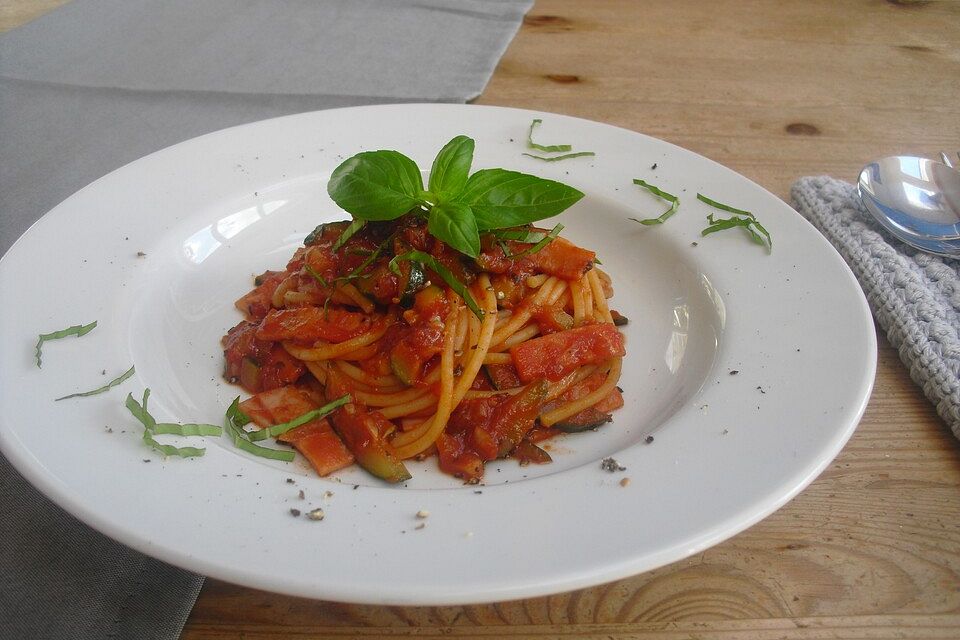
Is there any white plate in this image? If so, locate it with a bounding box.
[0,104,875,605]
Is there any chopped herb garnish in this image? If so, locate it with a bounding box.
[697,193,772,252]
[248,394,350,442]
[55,364,136,401]
[506,223,564,259]
[125,389,217,458]
[142,431,207,458]
[152,422,222,437]
[341,233,394,282]
[388,250,483,320]
[224,397,296,462]
[696,193,754,217]
[628,179,679,225]
[522,151,596,162]
[304,264,330,289]
[332,219,365,251]
[527,118,573,153]
[35,321,97,368]
[522,119,595,161]
[326,135,583,259]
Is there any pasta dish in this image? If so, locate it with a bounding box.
[220,136,625,483]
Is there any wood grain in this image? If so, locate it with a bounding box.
[3,0,959,638]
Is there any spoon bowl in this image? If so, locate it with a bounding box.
[858,156,960,257]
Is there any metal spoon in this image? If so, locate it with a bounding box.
[858,155,960,257]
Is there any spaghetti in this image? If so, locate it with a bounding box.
[222,215,626,483]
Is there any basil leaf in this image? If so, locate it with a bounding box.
[428,201,481,259]
[35,320,97,368]
[55,364,135,401]
[327,150,425,221]
[332,219,365,251]
[428,135,474,198]
[527,118,572,153]
[458,169,584,230]
[388,250,483,320]
[628,178,680,225]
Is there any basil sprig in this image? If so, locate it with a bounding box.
[327,135,584,260]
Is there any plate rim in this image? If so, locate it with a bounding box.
[0,103,877,604]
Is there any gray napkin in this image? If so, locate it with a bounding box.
[792,176,960,440]
[0,1,531,637]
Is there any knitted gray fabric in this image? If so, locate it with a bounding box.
[791,176,960,439]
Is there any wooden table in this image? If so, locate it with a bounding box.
[4,1,960,637]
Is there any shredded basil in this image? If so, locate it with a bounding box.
[522,151,596,162]
[35,321,97,368]
[124,389,219,458]
[223,397,296,461]
[247,394,350,442]
[55,364,135,401]
[305,264,330,288]
[696,193,755,218]
[490,227,549,243]
[628,179,680,225]
[388,250,483,320]
[332,219,365,251]
[518,223,562,256]
[526,118,573,153]
[500,223,564,259]
[153,422,223,437]
[142,431,207,458]
[697,193,771,251]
